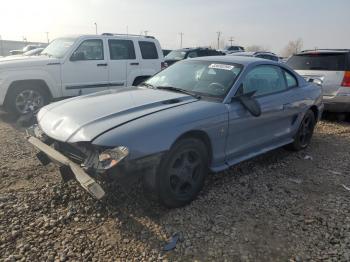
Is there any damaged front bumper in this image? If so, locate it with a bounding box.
[27,136,106,200]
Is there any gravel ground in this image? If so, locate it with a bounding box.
[0,112,350,262]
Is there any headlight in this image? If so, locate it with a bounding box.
[98,146,129,170]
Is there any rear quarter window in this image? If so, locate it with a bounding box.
[287,53,349,71]
[138,41,159,59]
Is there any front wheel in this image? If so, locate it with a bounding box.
[155,138,209,208]
[288,110,316,151]
[5,84,49,115]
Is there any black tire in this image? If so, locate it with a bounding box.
[133,76,149,86]
[5,83,50,115]
[287,110,316,151]
[155,138,209,208]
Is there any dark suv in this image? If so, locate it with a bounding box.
[164,48,224,66]
[287,49,350,113]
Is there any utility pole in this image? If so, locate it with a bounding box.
[228,36,234,47]
[179,32,184,48]
[216,31,221,49]
[45,32,49,43]
[94,22,98,34]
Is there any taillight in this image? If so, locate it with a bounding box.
[161,62,168,70]
[341,71,350,87]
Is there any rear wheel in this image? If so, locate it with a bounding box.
[288,110,316,151]
[5,83,49,115]
[155,138,209,208]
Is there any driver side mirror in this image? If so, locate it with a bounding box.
[70,51,85,61]
[232,84,262,117]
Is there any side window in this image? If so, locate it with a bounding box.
[139,41,158,59]
[187,51,198,58]
[256,55,270,61]
[108,39,136,60]
[198,50,208,57]
[72,39,104,60]
[283,70,298,88]
[271,56,279,61]
[243,65,287,96]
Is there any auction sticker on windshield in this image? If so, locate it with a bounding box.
[209,64,234,70]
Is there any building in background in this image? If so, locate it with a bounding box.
[0,39,46,56]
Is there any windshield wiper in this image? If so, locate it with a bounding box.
[139,82,155,88]
[156,86,201,99]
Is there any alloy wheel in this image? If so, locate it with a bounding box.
[15,89,44,114]
[298,114,314,147]
[168,149,203,198]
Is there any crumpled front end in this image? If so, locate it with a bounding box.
[26,125,131,199]
[26,124,163,200]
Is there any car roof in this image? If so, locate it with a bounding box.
[59,34,158,41]
[231,51,278,57]
[232,51,255,56]
[299,49,350,54]
[191,55,276,66]
[175,47,215,52]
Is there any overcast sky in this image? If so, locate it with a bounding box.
[0,0,349,54]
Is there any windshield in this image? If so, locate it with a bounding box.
[287,53,348,71]
[41,37,76,58]
[165,50,187,60]
[145,60,242,98]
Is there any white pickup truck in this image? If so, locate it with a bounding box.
[0,34,165,115]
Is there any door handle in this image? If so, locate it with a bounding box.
[97,63,108,67]
[130,62,139,66]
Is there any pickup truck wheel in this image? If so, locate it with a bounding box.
[6,85,49,115]
[156,138,209,208]
[287,110,316,151]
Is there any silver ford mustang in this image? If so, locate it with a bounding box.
[27,56,323,208]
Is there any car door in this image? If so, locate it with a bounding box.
[107,39,136,88]
[225,65,299,163]
[61,39,109,96]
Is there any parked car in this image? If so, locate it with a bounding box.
[223,45,245,54]
[23,47,44,56]
[162,49,172,56]
[164,48,224,66]
[0,33,165,115]
[9,45,41,55]
[27,56,323,208]
[287,49,350,113]
[230,51,279,61]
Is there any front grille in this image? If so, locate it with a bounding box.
[54,141,87,164]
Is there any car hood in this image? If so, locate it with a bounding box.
[37,87,198,143]
[0,55,59,69]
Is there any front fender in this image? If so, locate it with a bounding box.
[91,101,229,170]
[0,67,61,105]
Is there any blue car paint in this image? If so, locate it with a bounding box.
[93,58,322,172]
[37,56,323,174]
